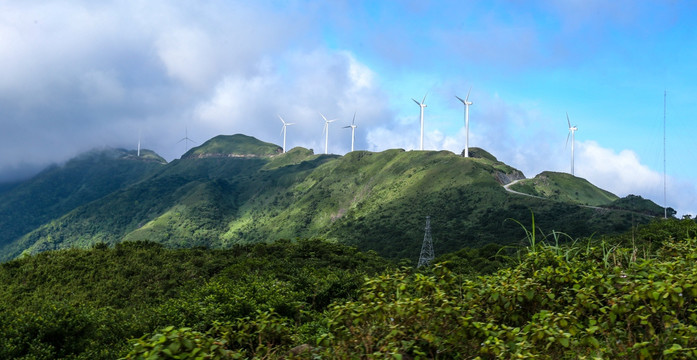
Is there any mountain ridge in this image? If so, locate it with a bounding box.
[0,134,669,262]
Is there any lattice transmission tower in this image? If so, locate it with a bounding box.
[417,216,435,268]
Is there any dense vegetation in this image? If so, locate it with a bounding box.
[0,135,665,262]
[605,194,677,217]
[2,219,697,359]
[0,239,390,359]
[0,148,165,254]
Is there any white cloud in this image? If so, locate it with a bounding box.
[156,27,218,89]
[190,48,393,156]
[575,141,697,216]
[576,141,661,196]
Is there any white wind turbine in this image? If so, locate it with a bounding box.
[177,127,196,153]
[278,115,294,153]
[566,112,578,176]
[137,129,141,157]
[320,113,336,155]
[455,87,474,158]
[412,93,428,150]
[343,112,358,152]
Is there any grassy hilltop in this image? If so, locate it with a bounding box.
[508,171,619,206]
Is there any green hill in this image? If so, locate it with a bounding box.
[507,171,619,206]
[0,148,166,254]
[0,136,667,262]
[605,194,676,217]
[182,134,282,159]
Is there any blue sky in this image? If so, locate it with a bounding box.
[0,0,695,214]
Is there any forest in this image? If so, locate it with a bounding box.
[1,218,697,359]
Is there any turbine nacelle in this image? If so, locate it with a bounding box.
[412,98,427,107]
[455,88,474,106]
[343,112,357,129]
[278,115,294,127]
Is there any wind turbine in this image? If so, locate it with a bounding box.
[278,115,294,153]
[412,93,427,150]
[565,113,578,176]
[137,129,141,157]
[320,113,336,155]
[455,87,474,158]
[178,127,196,153]
[343,112,358,152]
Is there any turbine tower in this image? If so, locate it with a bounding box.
[343,112,358,152]
[566,113,578,176]
[412,93,428,150]
[320,113,336,155]
[137,130,141,157]
[177,127,196,153]
[455,87,474,158]
[278,115,294,153]
[417,216,435,268]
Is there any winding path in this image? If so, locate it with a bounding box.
[503,179,543,199]
[502,179,605,210]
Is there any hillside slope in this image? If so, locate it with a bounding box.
[0,136,664,262]
[0,148,165,252]
[507,171,618,206]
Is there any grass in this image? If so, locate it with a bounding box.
[183,134,282,158]
[508,171,618,206]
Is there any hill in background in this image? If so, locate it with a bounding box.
[182,134,282,159]
[507,171,618,206]
[0,148,166,255]
[0,135,669,262]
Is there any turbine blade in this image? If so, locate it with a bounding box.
[286,122,294,126]
[466,87,472,102]
[278,115,285,125]
[320,112,328,122]
[343,125,351,128]
[412,98,420,105]
[352,112,356,125]
[565,131,570,149]
[566,112,571,128]
[455,95,465,104]
[422,92,428,104]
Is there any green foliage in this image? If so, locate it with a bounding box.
[4,221,697,359]
[319,233,697,359]
[606,194,677,217]
[0,239,390,359]
[125,325,240,359]
[435,243,513,275]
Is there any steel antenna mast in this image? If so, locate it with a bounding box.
[417,216,435,268]
[663,90,667,219]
